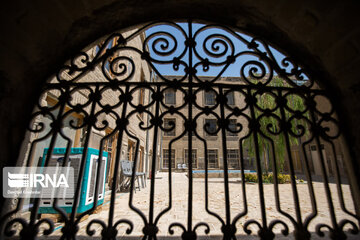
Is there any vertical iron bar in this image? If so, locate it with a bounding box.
[262,131,296,225]
[53,131,73,220]
[129,137,140,194]
[301,139,318,228]
[202,136,225,225]
[69,85,99,222]
[29,102,66,226]
[74,135,106,224]
[149,85,161,225]
[308,96,337,229]
[248,87,267,228]
[231,136,249,226]
[314,138,337,226]
[204,140,210,213]
[329,141,358,218]
[145,72,154,179]
[239,138,248,214]
[278,90,302,225]
[219,87,231,225]
[108,86,129,227]
[168,144,173,206]
[187,19,194,232]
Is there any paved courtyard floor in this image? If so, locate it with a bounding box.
[41,172,359,239]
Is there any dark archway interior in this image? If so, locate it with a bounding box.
[0,0,359,212]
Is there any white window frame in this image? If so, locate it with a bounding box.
[226,119,237,136]
[226,91,235,105]
[164,118,176,136]
[164,88,176,105]
[204,90,216,106]
[184,148,198,168]
[227,148,240,169]
[207,149,219,168]
[204,118,217,136]
[163,149,176,169]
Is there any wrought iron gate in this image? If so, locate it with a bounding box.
[1,20,359,240]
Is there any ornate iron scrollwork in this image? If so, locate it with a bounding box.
[1,20,359,240]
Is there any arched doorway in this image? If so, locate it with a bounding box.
[0,20,359,240]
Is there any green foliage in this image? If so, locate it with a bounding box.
[263,173,273,183]
[244,76,309,173]
[243,173,295,184]
[275,173,291,184]
[244,173,258,182]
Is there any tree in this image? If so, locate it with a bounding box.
[244,76,308,174]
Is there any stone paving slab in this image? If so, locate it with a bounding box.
[42,172,359,239]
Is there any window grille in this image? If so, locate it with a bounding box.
[184,149,197,167]
[164,89,176,105]
[204,90,216,105]
[226,119,237,136]
[164,118,176,136]
[207,149,219,168]
[226,91,235,106]
[204,119,217,136]
[163,149,175,169]
[227,149,240,169]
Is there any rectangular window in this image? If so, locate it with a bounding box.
[183,121,196,137]
[139,88,145,106]
[139,88,145,105]
[207,149,219,168]
[183,88,195,105]
[103,132,117,184]
[204,90,216,106]
[164,89,176,105]
[184,149,197,167]
[227,119,237,136]
[127,140,135,161]
[164,118,176,136]
[163,149,175,169]
[205,119,217,136]
[227,149,240,169]
[227,91,235,105]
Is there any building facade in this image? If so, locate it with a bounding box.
[20,29,154,191]
[157,76,249,171]
[157,75,349,178]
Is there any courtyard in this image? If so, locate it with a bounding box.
[43,172,358,239]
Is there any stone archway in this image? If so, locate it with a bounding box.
[0,0,360,237]
[0,18,359,239]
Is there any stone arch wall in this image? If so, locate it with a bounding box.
[0,0,359,210]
